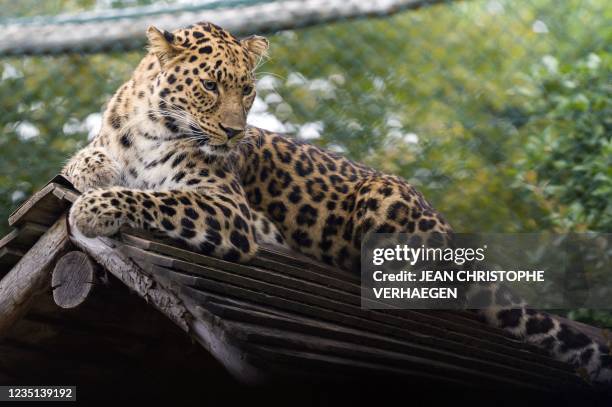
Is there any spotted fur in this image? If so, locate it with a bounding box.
[63,22,612,386]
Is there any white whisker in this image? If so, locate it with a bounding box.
[255,71,285,81]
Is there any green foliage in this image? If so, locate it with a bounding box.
[513,50,612,328]
[567,309,612,329]
[516,52,612,232]
[0,52,141,230]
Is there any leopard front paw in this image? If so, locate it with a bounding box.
[63,148,121,193]
[69,191,126,238]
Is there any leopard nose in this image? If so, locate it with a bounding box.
[219,124,244,140]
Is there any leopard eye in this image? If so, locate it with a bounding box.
[242,85,253,96]
[202,80,217,92]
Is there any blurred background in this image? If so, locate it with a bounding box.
[0,1,610,323]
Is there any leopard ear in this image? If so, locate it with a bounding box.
[146,26,181,67]
[242,35,269,67]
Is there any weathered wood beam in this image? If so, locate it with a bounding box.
[51,251,102,309]
[0,215,70,337]
[8,183,77,228]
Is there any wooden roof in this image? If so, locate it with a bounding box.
[0,175,600,392]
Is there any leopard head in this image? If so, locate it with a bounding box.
[145,22,268,155]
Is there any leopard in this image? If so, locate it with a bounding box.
[63,21,612,386]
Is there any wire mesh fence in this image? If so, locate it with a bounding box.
[0,0,610,240]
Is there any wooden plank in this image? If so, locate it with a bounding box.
[122,232,358,295]
[8,184,76,227]
[121,229,357,286]
[203,299,568,389]
[122,243,572,372]
[119,228,596,384]
[53,185,79,203]
[120,243,357,306]
[155,267,580,385]
[120,231,535,353]
[251,255,358,294]
[8,183,56,227]
[0,216,70,337]
[225,321,551,390]
[259,242,359,283]
[119,235,554,360]
[121,230,539,349]
[386,308,549,351]
[204,294,534,374]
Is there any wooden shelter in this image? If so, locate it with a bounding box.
[0,175,607,400]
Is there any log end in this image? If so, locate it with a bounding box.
[52,251,96,309]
